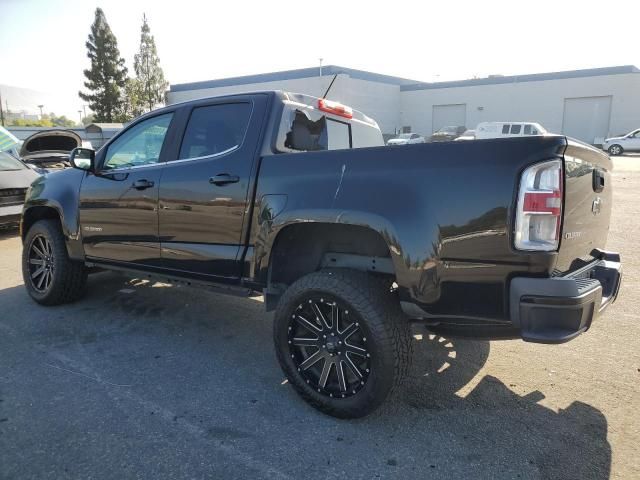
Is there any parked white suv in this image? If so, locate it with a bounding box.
[387,133,425,145]
[602,128,640,156]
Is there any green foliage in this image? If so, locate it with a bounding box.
[117,77,145,121]
[82,113,96,126]
[133,14,169,112]
[10,118,53,127]
[79,8,128,122]
[9,113,76,128]
[48,113,76,127]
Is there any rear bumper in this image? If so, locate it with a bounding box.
[510,250,622,344]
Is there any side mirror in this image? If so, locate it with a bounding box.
[70,147,95,172]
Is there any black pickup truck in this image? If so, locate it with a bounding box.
[20,91,622,418]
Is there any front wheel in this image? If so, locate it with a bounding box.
[273,269,411,418]
[22,219,87,305]
[608,144,623,156]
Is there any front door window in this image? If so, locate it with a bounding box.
[103,113,173,170]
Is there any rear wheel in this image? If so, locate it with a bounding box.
[608,144,623,156]
[22,219,87,305]
[274,269,411,418]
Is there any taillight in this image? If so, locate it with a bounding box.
[317,98,353,119]
[514,159,563,251]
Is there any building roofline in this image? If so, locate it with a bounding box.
[170,65,421,92]
[400,65,640,92]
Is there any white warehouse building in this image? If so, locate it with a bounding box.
[167,64,640,145]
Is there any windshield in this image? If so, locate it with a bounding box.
[437,126,457,134]
[0,151,27,171]
[0,126,20,153]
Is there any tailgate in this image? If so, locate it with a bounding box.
[555,140,613,274]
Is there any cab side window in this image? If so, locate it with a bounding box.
[179,103,252,160]
[510,124,522,134]
[103,113,173,170]
[502,124,510,134]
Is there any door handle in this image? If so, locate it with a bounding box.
[593,169,605,193]
[132,179,155,190]
[209,174,240,186]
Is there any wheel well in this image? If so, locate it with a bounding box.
[21,207,60,241]
[266,223,395,308]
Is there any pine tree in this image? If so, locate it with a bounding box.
[79,8,128,122]
[134,14,168,112]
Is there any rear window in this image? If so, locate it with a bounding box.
[278,107,351,152]
[276,103,383,152]
[326,120,351,150]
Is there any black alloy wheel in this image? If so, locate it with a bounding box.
[287,295,371,398]
[274,269,411,418]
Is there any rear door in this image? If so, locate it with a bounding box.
[158,95,267,280]
[79,112,174,265]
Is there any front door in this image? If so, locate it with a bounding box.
[79,112,174,266]
[158,97,264,280]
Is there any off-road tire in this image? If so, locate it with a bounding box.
[274,269,411,418]
[22,219,87,305]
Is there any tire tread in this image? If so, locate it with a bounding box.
[274,269,411,418]
[22,219,87,306]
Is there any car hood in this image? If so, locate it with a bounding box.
[387,139,408,144]
[0,167,40,190]
[19,130,82,160]
[604,136,625,142]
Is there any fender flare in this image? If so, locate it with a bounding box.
[252,207,407,286]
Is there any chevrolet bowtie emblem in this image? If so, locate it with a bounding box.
[592,197,602,215]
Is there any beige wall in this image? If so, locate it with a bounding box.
[399,73,640,140]
[167,70,640,142]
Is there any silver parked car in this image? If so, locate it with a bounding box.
[602,128,640,156]
[387,133,425,145]
[0,151,39,227]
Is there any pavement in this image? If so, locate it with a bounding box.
[0,157,639,479]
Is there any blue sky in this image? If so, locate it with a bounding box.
[1,0,638,118]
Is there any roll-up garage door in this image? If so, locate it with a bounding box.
[432,104,467,133]
[562,96,612,144]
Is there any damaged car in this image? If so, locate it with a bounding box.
[19,129,84,171]
[0,151,39,227]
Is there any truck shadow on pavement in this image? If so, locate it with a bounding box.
[0,272,611,479]
[395,335,610,479]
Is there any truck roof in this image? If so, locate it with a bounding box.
[159,90,378,128]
